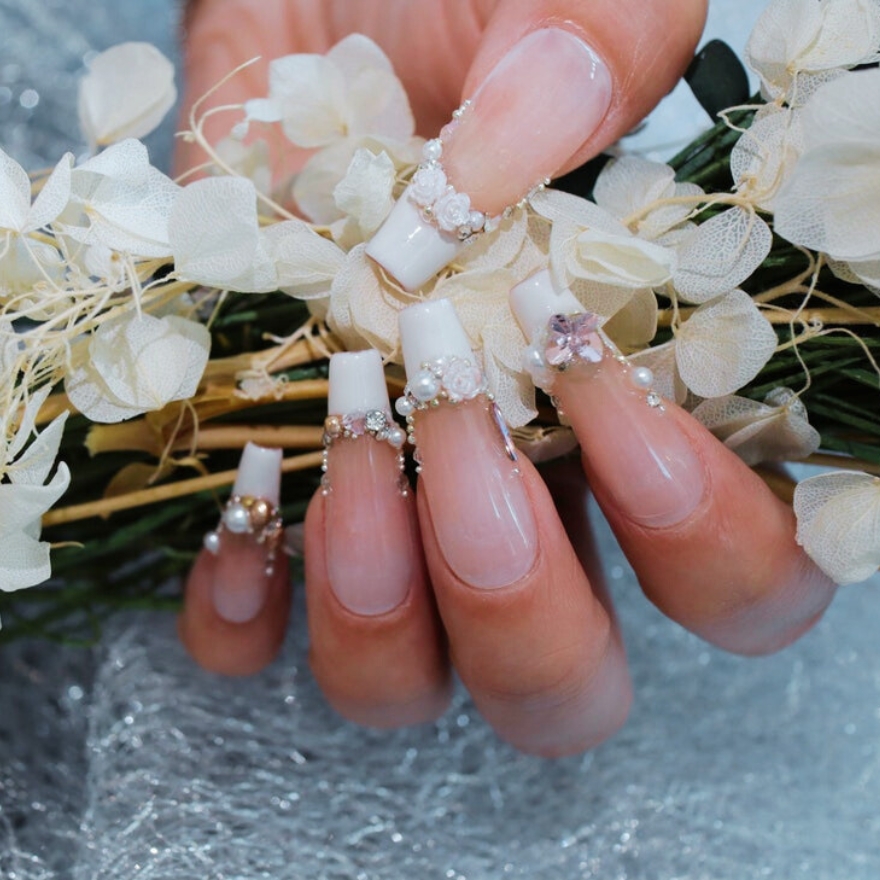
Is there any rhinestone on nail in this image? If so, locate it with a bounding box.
[203,493,284,575]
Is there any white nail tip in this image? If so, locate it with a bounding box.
[365,186,465,292]
[328,350,390,415]
[509,269,583,342]
[398,299,474,378]
[232,442,282,506]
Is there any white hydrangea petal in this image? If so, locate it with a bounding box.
[691,388,820,466]
[332,148,395,236]
[629,341,687,405]
[676,289,778,397]
[566,224,676,289]
[0,236,65,298]
[731,107,804,211]
[170,176,277,292]
[264,220,346,300]
[215,137,273,196]
[66,313,209,423]
[457,212,530,272]
[593,156,676,221]
[530,187,625,234]
[293,139,357,225]
[436,269,514,349]
[482,304,530,374]
[267,53,347,148]
[7,386,52,460]
[0,147,32,231]
[794,471,880,585]
[801,68,880,151]
[567,277,637,320]
[601,287,658,351]
[9,410,69,486]
[0,527,52,592]
[673,208,772,303]
[78,42,177,147]
[243,98,282,124]
[843,257,880,291]
[328,35,414,141]
[484,353,537,429]
[775,143,880,261]
[0,463,70,538]
[63,139,179,258]
[28,153,73,232]
[328,244,405,357]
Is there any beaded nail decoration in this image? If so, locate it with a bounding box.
[320,409,408,496]
[524,312,664,411]
[395,355,517,467]
[409,100,549,242]
[203,495,284,576]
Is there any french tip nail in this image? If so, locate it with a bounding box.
[366,187,466,292]
[213,567,270,625]
[328,350,390,414]
[233,442,282,506]
[509,269,583,342]
[398,298,474,377]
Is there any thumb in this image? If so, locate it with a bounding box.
[442,0,708,216]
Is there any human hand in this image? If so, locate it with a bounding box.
[176,0,837,757]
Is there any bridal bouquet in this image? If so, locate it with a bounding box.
[2,0,879,641]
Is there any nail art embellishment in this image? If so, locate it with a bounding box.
[203,493,284,576]
[322,350,408,496]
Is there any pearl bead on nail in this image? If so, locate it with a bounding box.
[411,372,440,403]
[395,397,414,417]
[222,501,251,534]
[631,366,654,389]
[422,139,443,162]
[203,530,221,554]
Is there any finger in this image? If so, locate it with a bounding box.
[367,0,707,289]
[303,352,451,728]
[399,300,632,757]
[510,272,837,656]
[178,443,291,675]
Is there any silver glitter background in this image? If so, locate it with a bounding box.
[1,1,879,878]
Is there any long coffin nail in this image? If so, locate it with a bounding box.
[322,350,414,615]
[204,442,283,623]
[367,28,612,291]
[511,270,706,528]
[396,299,537,588]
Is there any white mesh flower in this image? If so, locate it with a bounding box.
[745,0,880,105]
[731,106,804,211]
[78,42,177,149]
[332,148,396,240]
[65,311,210,423]
[58,139,179,259]
[794,471,880,584]
[692,387,820,465]
[673,207,772,304]
[774,69,880,265]
[593,156,704,242]
[675,289,778,398]
[244,35,421,225]
[0,386,71,596]
[531,188,676,299]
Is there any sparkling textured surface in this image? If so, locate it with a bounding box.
[2,1,880,877]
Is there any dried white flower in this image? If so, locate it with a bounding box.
[65,311,210,423]
[59,139,179,259]
[745,0,880,105]
[794,471,880,584]
[691,387,820,465]
[78,42,177,149]
[332,148,396,238]
[0,387,70,596]
[531,188,676,301]
[731,106,804,211]
[774,69,880,266]
[675,289,778,398]
[673,207,772,304]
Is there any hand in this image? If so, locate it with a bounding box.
[176,0,837,757]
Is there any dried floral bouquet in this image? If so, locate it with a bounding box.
[2,0,879,643]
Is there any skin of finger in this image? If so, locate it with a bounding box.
[416,456,632,758]
[303,490,453,729]
[459,0,709,177]
[178,538,291,676]
[577,405,837,656]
